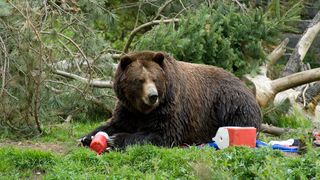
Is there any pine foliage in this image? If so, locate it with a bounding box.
[135,1,302,76]
[0,0,116,135]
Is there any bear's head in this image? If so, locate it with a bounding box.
[114,51,167,114]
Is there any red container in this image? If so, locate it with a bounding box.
[213,127,256,149]
[90,132,109,154]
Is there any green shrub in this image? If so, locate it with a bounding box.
[135,1,301,77]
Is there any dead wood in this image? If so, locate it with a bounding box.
[52,69,113,88]
[281,11,320,77]
[266,38,289,74]
[248,68,320,107]
[260,123,291,136]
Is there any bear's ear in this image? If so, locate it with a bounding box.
[153,52,164,65]
[120,55,132,70]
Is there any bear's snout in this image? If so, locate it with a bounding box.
[148,91,158,105]
[142,81,159,106]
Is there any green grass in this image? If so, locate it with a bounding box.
[1,121,320,179]
[1,145,320,179]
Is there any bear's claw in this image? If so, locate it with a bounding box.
[78,135,93,147]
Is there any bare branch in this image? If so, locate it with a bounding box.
[123,18,180,53]
[52,69,113,88]
[232,0,248,12]
[258,38,289,77]
[64,114,73,123]
[45,80,113,116]
[134,1,142,28]
[41,31,89,65]
[0,35,8,97]
[153,0,174,20]
[266,38,289,69]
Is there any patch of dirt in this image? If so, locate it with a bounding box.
[0,140,68,154]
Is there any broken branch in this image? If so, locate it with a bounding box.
[260,123,291,136]
[153,0,174,20]
[52,69,113,88]
[266,38,289,69]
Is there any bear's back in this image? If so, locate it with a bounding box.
[170,60,261,144]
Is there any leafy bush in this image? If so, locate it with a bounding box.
[135,1,301,76]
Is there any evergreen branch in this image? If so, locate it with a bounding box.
[45,80,113,115]
[123,18,180,53]
[9,0,44,134]
[41,31,89,66]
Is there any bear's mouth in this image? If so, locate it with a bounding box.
[142,96,159,107]
[138,100,159,114]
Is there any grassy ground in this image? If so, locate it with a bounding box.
[0,121,320,179]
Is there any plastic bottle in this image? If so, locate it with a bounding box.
[90,132,110,154]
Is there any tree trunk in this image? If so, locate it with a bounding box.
[281,11,320,77]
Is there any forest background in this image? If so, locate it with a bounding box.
[0,0,320,178]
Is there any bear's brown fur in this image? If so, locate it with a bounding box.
[80,51,261,148]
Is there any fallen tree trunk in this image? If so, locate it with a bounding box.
[281,11,320,77]
[248,68,320,107]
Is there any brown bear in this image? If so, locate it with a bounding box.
[80,51,262,148]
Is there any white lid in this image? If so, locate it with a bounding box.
[96,131,110,140]
[212,127,230,149]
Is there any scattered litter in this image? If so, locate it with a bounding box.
[182,140,300,153]
[256,140,299,153]
[313,130,320,146]
[212,127,256,149]
[90,132,110,155]
[181,127,302,153]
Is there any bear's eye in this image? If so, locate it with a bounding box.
[152,78,159,84]
[134,79,144,84]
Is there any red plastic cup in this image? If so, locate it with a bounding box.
[90,132,109,155]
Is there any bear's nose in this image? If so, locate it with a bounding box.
[148,92,158,104]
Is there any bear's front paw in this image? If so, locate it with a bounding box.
[78,135,93,147]
[109,133,130,149]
